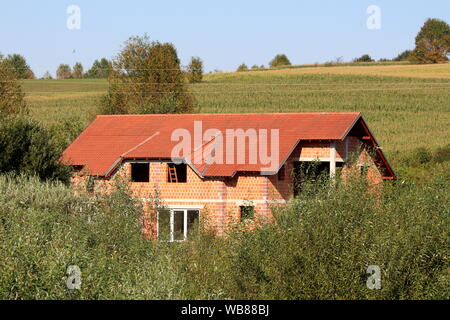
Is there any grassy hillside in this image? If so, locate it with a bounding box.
[23,63,450,158]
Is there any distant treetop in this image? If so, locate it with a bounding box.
[269,54,291,68]
[409,18,450,63]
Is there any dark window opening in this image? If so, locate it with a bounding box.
[360,164,369,176]
[187,210,200,238]
[240,206,255,221]
[173,210,185,241]
[278,164,285,181]
[131,163,150,182]
[292,161,330,196]
[73,165,84,172]
[168,163,187,183]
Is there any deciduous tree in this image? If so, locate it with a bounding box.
[0,57,27,116]
[56,64,72,79]
[100,34,194,115]
[409,18,450,63]
[187,57,203,83]
[236,63,248,72]
[353,54,374,62]
[5,54,34,79]
[85,58,111,78]
[269,54,291,68]
[72,62,84,78]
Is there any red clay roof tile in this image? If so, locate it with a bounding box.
[61,112,383,178]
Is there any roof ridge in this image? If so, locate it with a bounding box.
[97,112,361,117]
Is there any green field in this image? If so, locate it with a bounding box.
[23,63,450,159]
[4,63,449,300]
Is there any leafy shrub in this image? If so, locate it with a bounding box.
[48,117,86,152]
[0,58,28,116]
[187,57,203,83]
[0,175,181,299]
[0,116,71,182]
[3,54,34,79]
[84,58,111,79]
[236,63,248,72]
[269,54,292,68]
[353,54,374,62]
[394,50,412,61]
[0,173,447,299]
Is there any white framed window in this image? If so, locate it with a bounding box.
[157,209,200,241]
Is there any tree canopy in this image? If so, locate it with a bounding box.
[187,56,203,83]
[72,62,84,78]
[269,54,291,68]
[4,54,34,79]
[56,64,72,79]
[353,54,374,62]
[0,116,71,182]
[85,58,112,78]
[0,57,28,116]
[100,35,194,115]
[236,63,248,72]
[409,18,450,63]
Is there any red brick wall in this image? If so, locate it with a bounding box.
[70,137,383,238]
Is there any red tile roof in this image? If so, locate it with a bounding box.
[61,112,394,178]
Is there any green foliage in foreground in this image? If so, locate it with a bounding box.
[0,116,71,183]
[0,172,448,300]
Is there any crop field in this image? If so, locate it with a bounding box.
[23,63,450,158]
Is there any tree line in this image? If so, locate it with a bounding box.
[237,18,450,71]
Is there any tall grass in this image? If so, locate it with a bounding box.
[0,173,448,299]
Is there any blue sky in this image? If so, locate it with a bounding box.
[1,0,449,77]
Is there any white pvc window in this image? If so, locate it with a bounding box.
[157,209,199,241]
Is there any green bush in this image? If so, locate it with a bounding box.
[0,116,71,182]
[187,57,203,83]
[353,54,374,62]
[394,50,412,61]
[0,173,447,299]
[84,58,111,79]
[0,58,28,116]
[0,175,183,299]
[269,54,292,68]
[236,63,248,72]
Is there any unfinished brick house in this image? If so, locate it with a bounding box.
[61,112,395,240]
